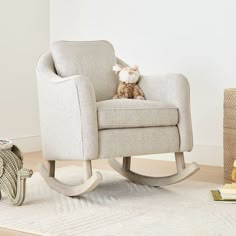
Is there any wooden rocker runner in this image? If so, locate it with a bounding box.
[38,161,102,197]
[36,40,200,197]
[109,153,200,187]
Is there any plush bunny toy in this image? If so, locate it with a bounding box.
[112,64,145,100]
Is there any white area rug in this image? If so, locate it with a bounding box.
[0,166,236,236]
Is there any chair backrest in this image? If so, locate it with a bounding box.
[51,40,118,102]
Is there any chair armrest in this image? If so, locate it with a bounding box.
[139,74,193,152]
[36,52,98,160]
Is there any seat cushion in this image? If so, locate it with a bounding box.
[51,40,118,102]
[97,99,178,130]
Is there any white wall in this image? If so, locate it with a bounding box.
[0,0,49,152]
[50,0,236,166]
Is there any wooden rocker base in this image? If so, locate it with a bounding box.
[108,153,200,187]
[38,162,102,197]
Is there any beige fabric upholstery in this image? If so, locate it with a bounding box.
[98,127,180,159]
[139,74,193,152]
[51,41,118,102]
[36,52,98,161]
[97,99,178,130]
[36,41,193,161]
[116,57,129,67]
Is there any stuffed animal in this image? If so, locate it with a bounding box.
[112,64,145,100]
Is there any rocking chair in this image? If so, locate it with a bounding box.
[36,40,199,197]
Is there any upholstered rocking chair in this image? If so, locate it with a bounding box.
[36,40,199,197]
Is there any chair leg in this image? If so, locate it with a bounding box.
[83,160,92,181]
[38,160,102,197]
[108,152,200,186]
[175,152,186,173]
[122,156,131,170]
[47,161,55,177]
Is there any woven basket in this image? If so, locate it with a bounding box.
[224,89,236,180]
[0,144,33,205]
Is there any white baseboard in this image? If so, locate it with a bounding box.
[134,145,223,167]
[10,135,41,153]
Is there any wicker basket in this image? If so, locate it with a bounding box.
[224,89,236,180]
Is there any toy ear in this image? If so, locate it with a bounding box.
[113,64,123,73]
[133,65,139,71]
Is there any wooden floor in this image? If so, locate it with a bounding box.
[0,151,225,236]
